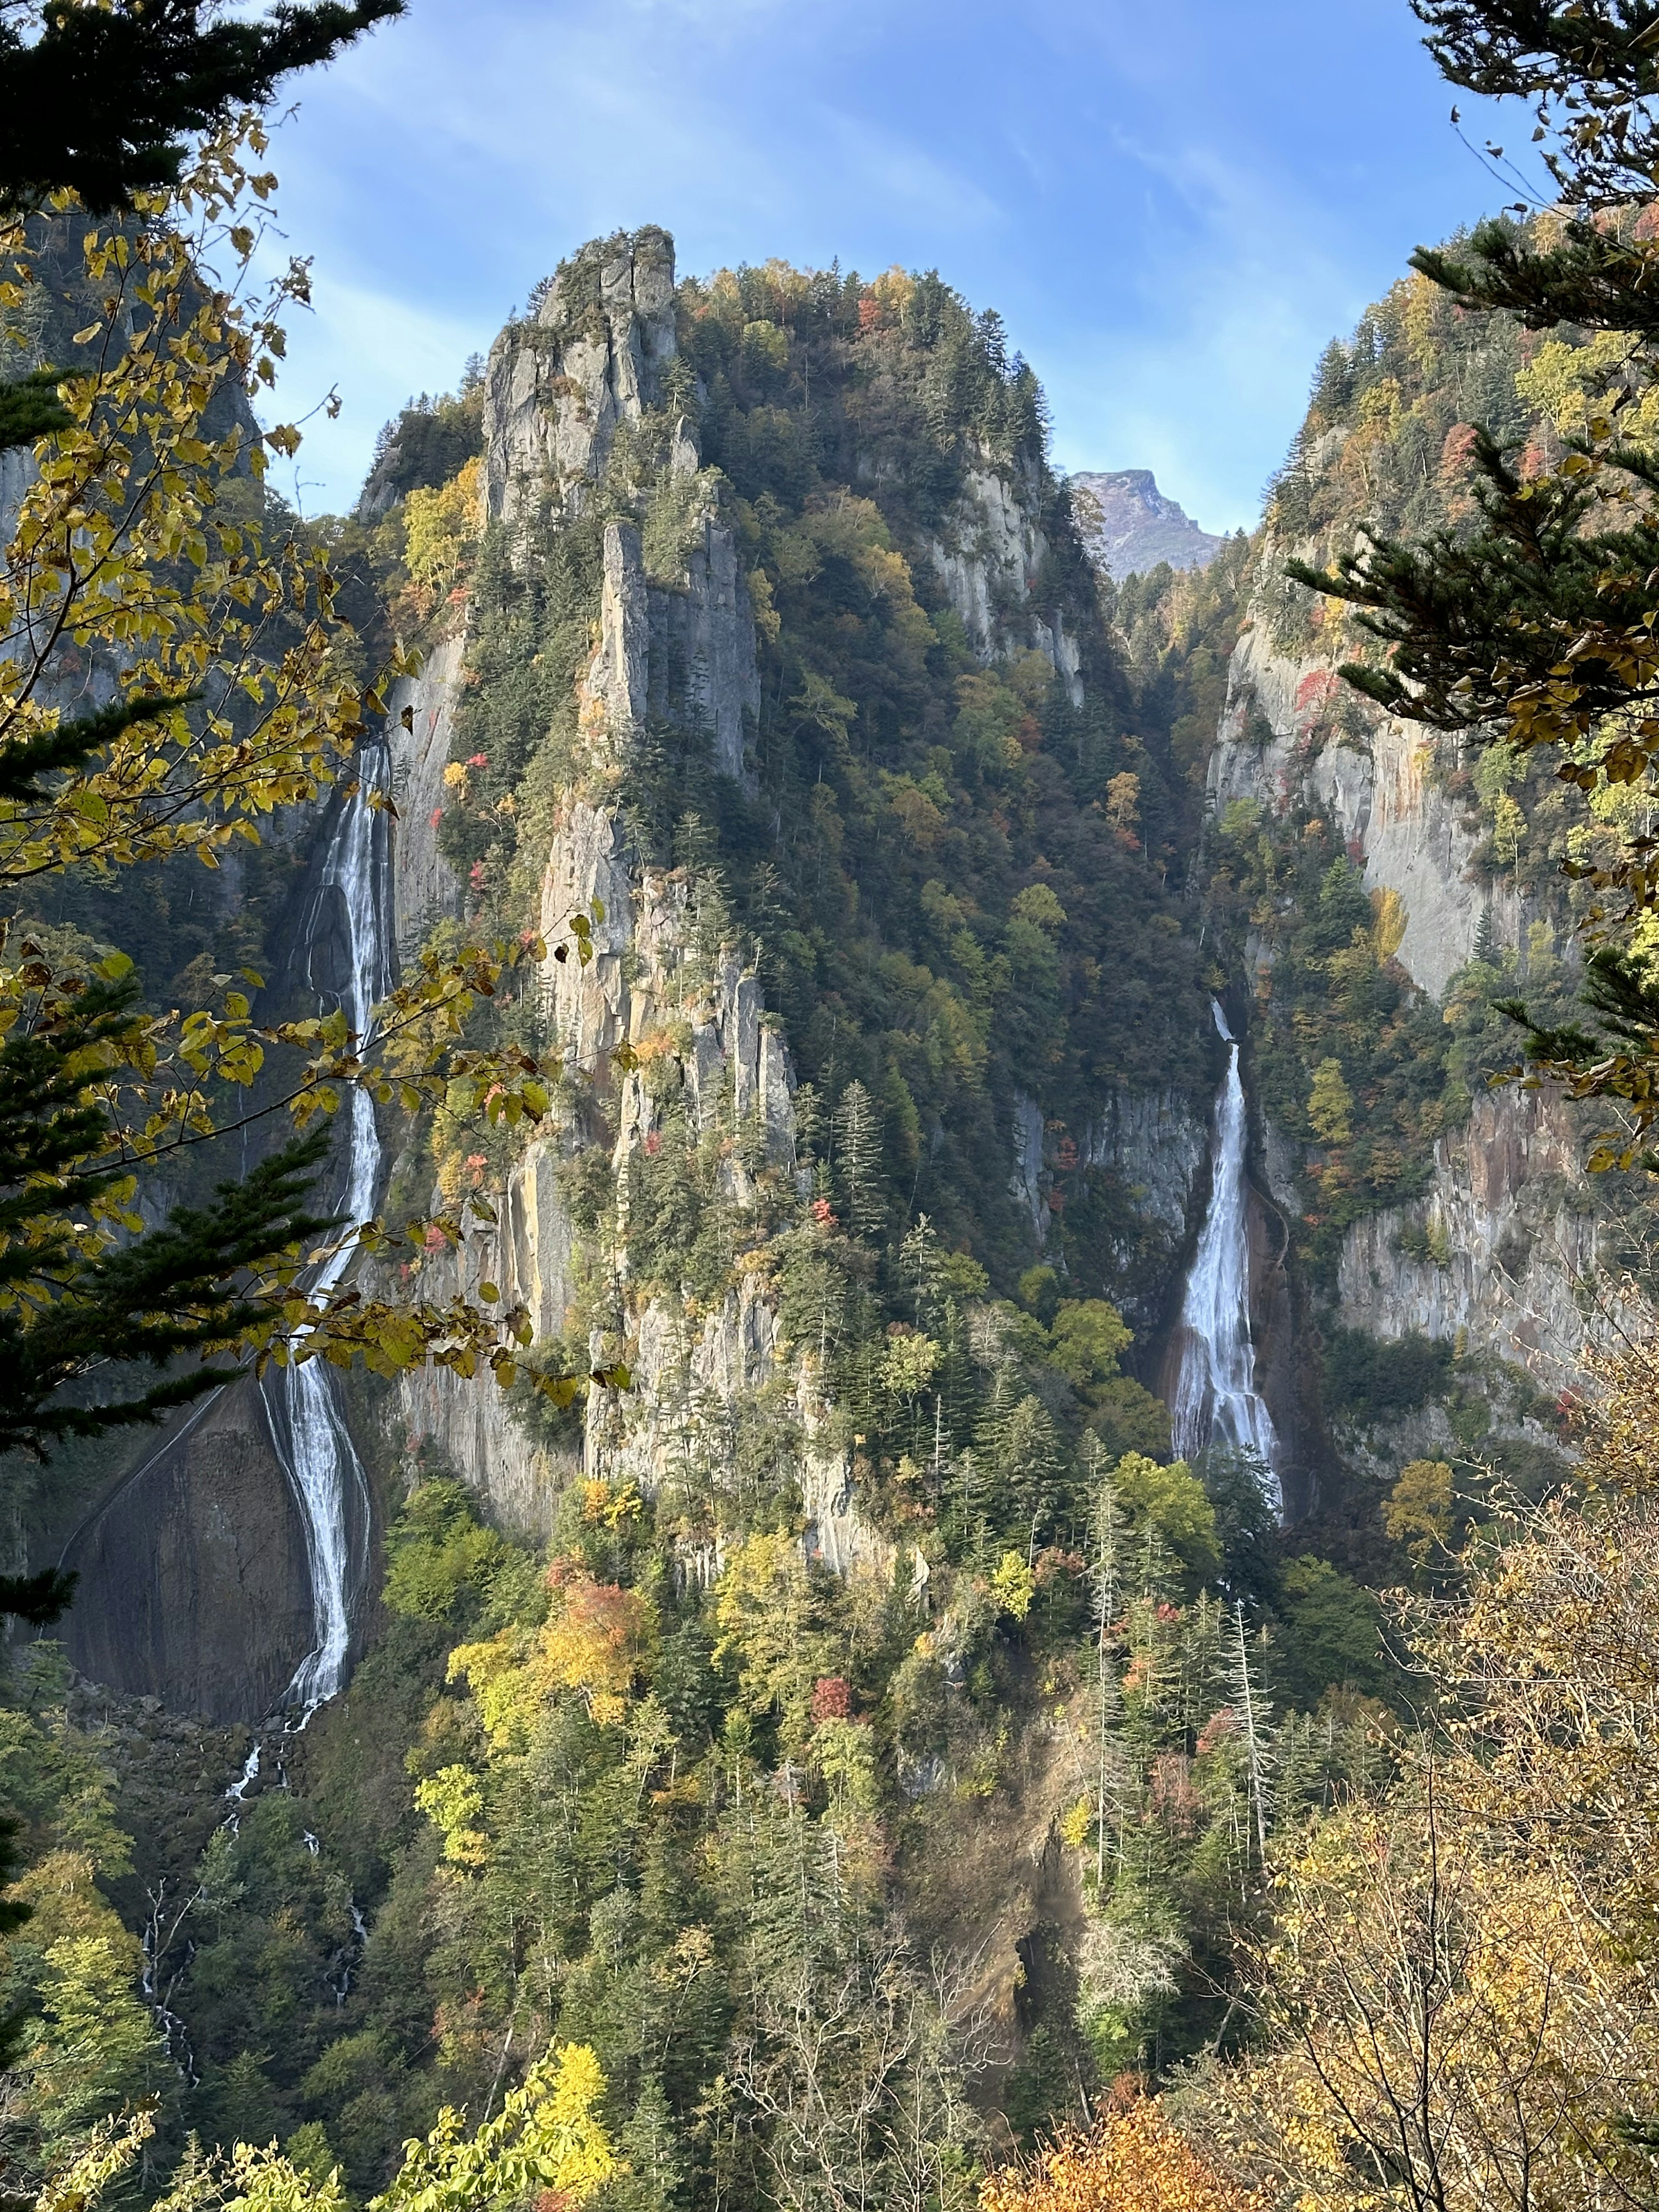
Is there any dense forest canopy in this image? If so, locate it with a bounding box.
[13,6,1659,2212]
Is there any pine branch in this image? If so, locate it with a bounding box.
[1412,219,1659,345]
[0,366,71,452]
[1285,428,1659,739]
[1414,1,1659,207]
[0,692,198,802]
[0,1,408,213]
[0,1127,336,1459]
[0,1567,77,1626]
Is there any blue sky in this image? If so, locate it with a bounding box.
[257,0,1515,531]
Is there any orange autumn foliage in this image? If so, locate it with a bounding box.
[449,1564,655,1750]
[540,1562,656,1724]
[979,2098,1255,2212]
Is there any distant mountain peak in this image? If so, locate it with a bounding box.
[1070,468,1225,582]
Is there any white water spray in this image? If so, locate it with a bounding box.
[223,1741,260,1819]
[273,747,391,1710]
[1171,1002,1281,1513]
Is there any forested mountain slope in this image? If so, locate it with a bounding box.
[1199,263,1658,1556]
[4,219,1642,2205]
[378,228,1217,1545]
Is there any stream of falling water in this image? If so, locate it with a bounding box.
[272,744,391,1711]
[1171,1001,1281,1514]
[138,754,390,2070]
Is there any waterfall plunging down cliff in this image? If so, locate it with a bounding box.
[1171,1002,1281,1513]
[271,745,391,1709]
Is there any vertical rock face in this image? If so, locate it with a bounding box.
[1007,1084,1210,1332]
[1210,624,1523,1001]
[389,227,1196,1553]
[1080,1090,1209,1242]
[1207,587,1600,1407]
[1335,1087,1615,1380]
[391,233,814,1542]
[581,517,759,788]
[483,232,761,788]
[1010,1091,1047,1241]
[1081,1088,1211,1330]
[384,632,467,948]
[60,1386,315,1723]
[928,458,1084,706]
[484,227,678,526]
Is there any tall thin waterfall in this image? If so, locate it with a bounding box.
[1171,1001,1281,1513]
[273,745,391,1710]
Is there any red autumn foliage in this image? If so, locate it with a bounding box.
[811,1675,853,1723]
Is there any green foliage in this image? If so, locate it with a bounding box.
[0,222,1475,2209]
[640,253,1211,1295]
[1206,808,1477,1268]
[0,957,336,1458]
[0,0,407,214]
[1322,1328,1453,1421]
[1112,1452,1220,1585]
[1271,1557,1393,1710]
[1200,1448,1281,1611]
[368,381,485,507]
[1260,11,1659,1150]
[381,1478,541,1632]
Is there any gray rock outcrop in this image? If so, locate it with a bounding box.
[60,1385,316,1723]
[1210,623,1524,1001]
[929,459,1084,706]
[1206,577,1603,1410]
[485,226,678,526]
[1071,469,1224,582]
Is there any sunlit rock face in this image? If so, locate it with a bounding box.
[1071,468,1224,582]
[388,229,1175,1563]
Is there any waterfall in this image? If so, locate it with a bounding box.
[1171,1001,1281,1513]
[271,745,391,1711]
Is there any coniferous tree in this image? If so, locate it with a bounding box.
[935,1295,979,1461]
[1003,1394,1064,1554]
[0,0,407,216]
[1226,1601,1274,1864]
[0,3,586,1618]
[974,1363,1020,1518]
[898,1211,944,1328]
[833,1080,887,1242]
[1086,1438,1126,1891]
[0,3,407,451]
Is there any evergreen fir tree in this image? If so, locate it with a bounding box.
[1475,901,1498,968]
[935,1297,979,1462]
[833,1081,888,1243]
[1225,1601,1274,1863]
[974,1363,1020,1516]
[1003,1394,1064,1555]
[0,0,406,216]
[1309,337,1354,420]
[1086,1438,1126,1891]
[898,1212,945,1329]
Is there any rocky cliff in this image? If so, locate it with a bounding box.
[1189,267,1645,1507]
[59,1381,317,1724]
[1209,622,1527,1001]
[384,229,1211,1554]
[45,230,1232,1724]
[1072,468,1224,582]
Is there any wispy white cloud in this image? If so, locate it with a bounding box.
[245,0,1526,515]
[812,110,1008,236]
[260,275,491,518]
